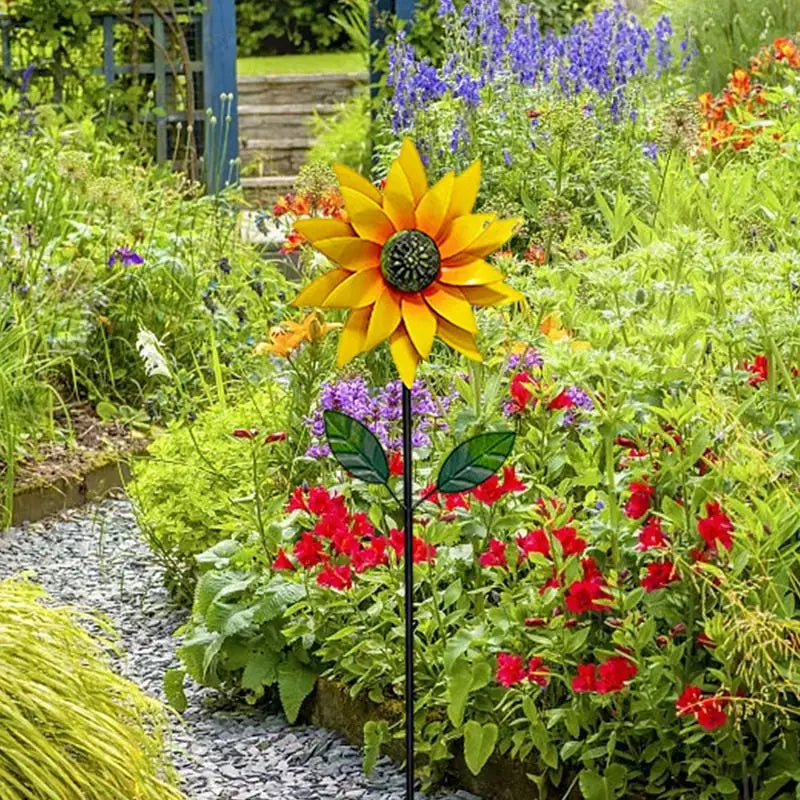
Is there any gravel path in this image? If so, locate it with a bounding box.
[0,499,478,800]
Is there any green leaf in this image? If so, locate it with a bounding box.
[241,650,280,691]
[277,655,317,723]
[163,668,187,713]
[323,410,389,485]
[579,769,608,800]
[436,431,516,493]
[716,777,738,795]
[463,720,498,776]
[363,720,389,775]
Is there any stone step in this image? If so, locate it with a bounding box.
[238,102,338,139]
[241,175,297,206]
[240,136,313,174]
[237,71,367,106]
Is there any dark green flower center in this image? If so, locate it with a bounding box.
[380,229,441,293]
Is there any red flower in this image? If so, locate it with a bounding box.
[548,390,575,410]
[565,578,611,614]
[640,561,680,592]
[580,556,602,581]
[389,529,437,563]
[286,487,308,513]
[527,656,550,687]
[624,480,655,520]
[421,483,440,506]
[636,516,668,551]
[596,656,637,693]
[232,428,258,439]
[317,563,352,591]
[480,538,508,568]
[389,451,404,476]
[331,528,360,557]
[554,526,587,556]
[293,533,325,568]
[349,512,374,538]
[443,492,470,511]
[572,663,598,693]
[313,512,349,541]
[272,548,294,571]
[510,371,536,411]
[524,245,547,265]
[676,685,703,716]
[496,653,527,687]
[698,502,734,551]
[695,697,728,731]
[517,528,550,559]
[307,486,334,516]
[696,633,716,649]
[265,431,288,443]
[525,617,547,627]
[744,354,768,385]
[501,465,526,494]
[539,575,561,594]
[471,475,505,505]
[352,543,388,573]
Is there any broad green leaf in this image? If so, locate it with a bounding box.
[579,769,608,800]
[446,659,472,727]
[163,668,187,713]
[277,655,317,723]
[323,410,389,484]
[463,720,498,776]
[241,650,280,691]
[436,431,516,493]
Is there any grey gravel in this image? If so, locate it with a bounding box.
[0,499,480,800]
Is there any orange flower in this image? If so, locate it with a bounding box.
[289,194,312,217]
[282,229,306,254]
[730,68,751,97]
[774,37,800,68]
[253,312,341,358]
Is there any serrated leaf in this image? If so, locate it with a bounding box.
[324,410,389,484]
[463,720,498,776]
[436,431,516,493]
[163,668,187,712]
[277,655,317,723]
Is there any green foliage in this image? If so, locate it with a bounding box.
[662,0,800,91]
[235,0,350,56]
[0,577,184,800]
[308,92,372,174]
[129,387,291,598]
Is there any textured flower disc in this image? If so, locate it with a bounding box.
[291,138,524,387]
[380,230,441,293]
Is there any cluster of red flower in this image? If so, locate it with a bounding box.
[508,372,581,415]
[699,36,800,151]
[572,655,638,694]
[271,190,346,254]
[424,465,527,512]
[495,652,550,688]
[273,486,436,591]
[676,685,729,731]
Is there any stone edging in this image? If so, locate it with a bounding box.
[303,678,569,800]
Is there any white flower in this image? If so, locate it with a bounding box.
[136,328,171,378]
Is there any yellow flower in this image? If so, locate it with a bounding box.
[253,312,340,358]
[291,139,523,386]
[540,312,590,351]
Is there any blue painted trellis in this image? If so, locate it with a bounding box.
[369,0,416,97]
[0,0,238,192]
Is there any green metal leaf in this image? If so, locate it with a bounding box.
[436,431,516,493]
[323,410,389,485]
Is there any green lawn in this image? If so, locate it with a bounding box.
[237,52,367,76]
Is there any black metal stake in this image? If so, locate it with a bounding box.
[401,384,415,800]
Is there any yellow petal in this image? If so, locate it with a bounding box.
[382,160,417,231]
[398,139,428,205]
[341,187,396,245]
[447,160,481,221]
[294,218,354,242]
[438,214,496,261]
[439,259,505,286]
[323,268,384,308]
[415,171,455,240]
[334,164,383,205]
[390,325,421,388]
[292,268,350,307]
[401,295,437,359]
[437,318,482,361]
[365,286,402,350]
[424,285,477,333]
[444,217,523,266]
[461,282,524,306]
[313,237,382,271]
[337,307,372,366]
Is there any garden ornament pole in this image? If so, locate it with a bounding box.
[293,139,522,800]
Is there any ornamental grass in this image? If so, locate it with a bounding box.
[0,578,184,800]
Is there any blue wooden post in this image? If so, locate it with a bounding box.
[395,0,417,21]
[203,0,239,193]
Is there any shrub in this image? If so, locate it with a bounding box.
[0,577,184,800]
